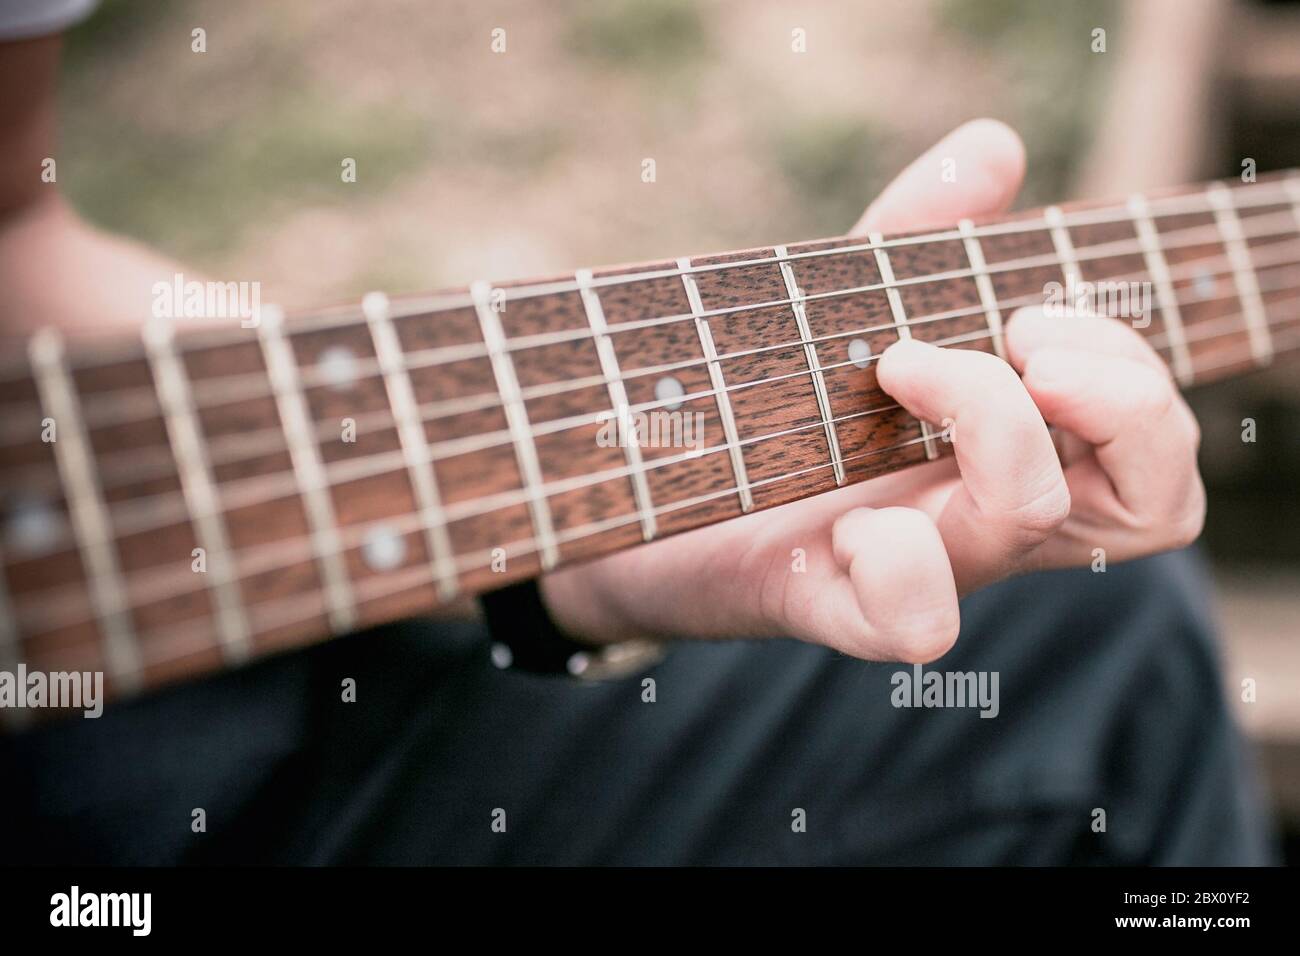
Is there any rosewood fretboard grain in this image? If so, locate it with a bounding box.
[3,173,1300,716]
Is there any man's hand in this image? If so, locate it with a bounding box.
[541,119,1205,663]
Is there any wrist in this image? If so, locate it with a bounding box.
[538,564,648,647]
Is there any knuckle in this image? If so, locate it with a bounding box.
[1179,403,1203,453]
[1134,374,1175,420]
[977,350,1025,388]
[999,480,1072,548]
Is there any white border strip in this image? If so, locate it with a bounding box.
[869,234,939,460]
[363,292,461,598]
[678,258,754,512]
[471,281,561,569]
[144,316,253,663]
[1207,184,1274,366]
[1127,194,1194,386]
[575,270,658,540]
[774,246,845,485]
[29,328,143,691]
[256,306,357,631]
[957,219,1007,361]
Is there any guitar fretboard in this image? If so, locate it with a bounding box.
[3,172,1300,717]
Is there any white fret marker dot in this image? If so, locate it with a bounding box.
[656,375,685,410]
[848,338,872,369]
[5,497,60,556]
[361,524,406,571]
[566,652,591,676]
[1192,270,1217,301]
[318,346,358,390]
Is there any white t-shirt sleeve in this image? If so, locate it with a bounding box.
[0,0,99,40]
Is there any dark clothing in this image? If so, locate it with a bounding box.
[0,548,1276,865]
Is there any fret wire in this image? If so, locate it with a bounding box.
[576,268,657,541]
[143,314,253,664]
[1043,205,1083,288]
[775,244,845,486]
[4,207,1298,448]
[679,256,754,512]
[1127,193,1195,386]
[28,328,143,690]
[470,279,561,569]
[256,304,357,631]
[957,218,1008,361]
[363,291,460,599]
[1207,183,1274,366]
[870,231,939,460]
[12,239,1300,565]
[15,292,1300,640]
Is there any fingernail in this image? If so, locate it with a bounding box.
[883,337,936,360]
[1009,305,1046,322]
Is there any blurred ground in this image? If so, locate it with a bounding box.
[56,0,1300,846]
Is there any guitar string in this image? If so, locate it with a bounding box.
[1,197,1297,441]
[8,240,1300,575]
[29,322,1300,683]
[2,173,1294,383]
[11,292,1300,638]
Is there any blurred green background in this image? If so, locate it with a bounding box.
[59,0,1112,305]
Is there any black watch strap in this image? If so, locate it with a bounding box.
[479,578,591,675]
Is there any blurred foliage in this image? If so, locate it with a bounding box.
[59,0,428,260]
[53,0,1121,281]
[61,0,163,57]
[566,0,709,71]
[61,95,429,259]
[769,116,880,234]
[937,0,1117,205]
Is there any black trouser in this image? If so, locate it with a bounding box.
[0,548,1277,865]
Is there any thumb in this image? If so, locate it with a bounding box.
[854,118,1026,236]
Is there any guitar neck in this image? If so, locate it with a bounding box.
[3,172,1300,715]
